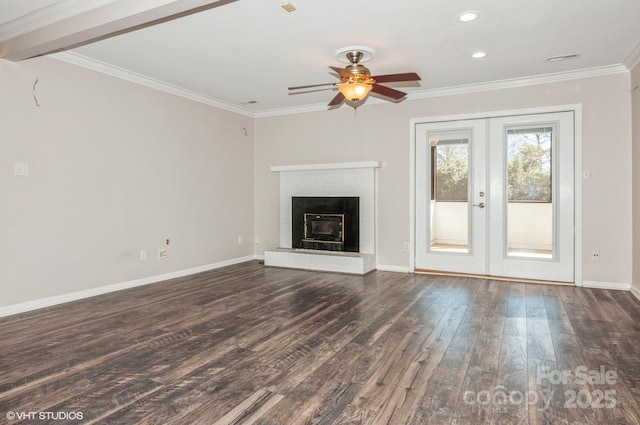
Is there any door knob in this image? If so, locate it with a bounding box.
[473,202,485,208]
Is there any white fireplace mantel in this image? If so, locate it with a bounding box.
[265,161,381,274]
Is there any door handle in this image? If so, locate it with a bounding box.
[473,202,485,208]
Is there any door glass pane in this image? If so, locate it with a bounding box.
[429,130,470,253]
[506,126,553,258]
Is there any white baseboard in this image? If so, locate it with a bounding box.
[376,264,413,273]
[0,255,258,319]
[631,285,640,302]
[582,280,632,291]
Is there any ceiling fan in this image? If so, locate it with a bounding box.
[288,47,421,109]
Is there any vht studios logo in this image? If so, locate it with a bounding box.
[537,365,618,386]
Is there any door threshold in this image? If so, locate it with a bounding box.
[414,269,575,286]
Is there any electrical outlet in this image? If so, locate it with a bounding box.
[403,242,410,251]
[591,250,600,262]
[14,163,29,176]
[140,249,147,260]
[255,236,260,245]
[158,249,168,259]
[237,236,243,244]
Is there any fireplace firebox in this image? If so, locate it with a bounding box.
[292,197,359,252]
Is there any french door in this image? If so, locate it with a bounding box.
[415,111,575,283]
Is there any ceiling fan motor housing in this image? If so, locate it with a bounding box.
[345,64,371,77]
[344,51,372,82]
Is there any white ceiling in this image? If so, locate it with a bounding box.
[2,0,640,116]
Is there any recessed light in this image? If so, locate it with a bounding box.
[472,51,486,59]
[458,11,478,22]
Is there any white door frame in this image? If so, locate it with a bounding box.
[409,104,583,285]
[415,119,488,275]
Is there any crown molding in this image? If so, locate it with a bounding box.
[51,51,254,117]
[0,0,116,43]
[51,51,629,119]
[624,41,640,71]
[407,64,629,101]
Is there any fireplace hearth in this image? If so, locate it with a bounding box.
[292,197,359,252]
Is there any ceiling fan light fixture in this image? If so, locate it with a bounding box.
[337,82,372,102]
[290,46,420,109]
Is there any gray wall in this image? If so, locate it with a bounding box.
[1,56,254,308]
[1,56,636,311]
[255,73,633,286]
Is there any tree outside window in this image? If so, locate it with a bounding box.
[430,128,552,203]
[431,140,468,201]
[507,128,552,202]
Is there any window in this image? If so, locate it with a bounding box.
[431,139,469,201]
[506,127,552,202]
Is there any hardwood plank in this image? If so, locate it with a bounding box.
[490,283,529,425]
[212,389,285,425]
[1,261,640,424]
[526,284,556,363]
[411,280,494,424]
[579,347,640,425]
[527,358,568,425]
[376,303,469,424]
[450,281,510,425]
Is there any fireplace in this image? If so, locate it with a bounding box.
[292,197,359,252]
[266,161,379,275]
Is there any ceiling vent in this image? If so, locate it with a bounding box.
[281,2,296,12]
[546,53,581,63]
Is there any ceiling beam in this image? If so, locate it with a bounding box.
[0,0,238,61]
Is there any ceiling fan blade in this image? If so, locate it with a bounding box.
[328,92,345,106]
[330,66,351,80]
[371,84,407,100]
[289,82,336,90]
[372,72,421,83]
[288,87,337,96]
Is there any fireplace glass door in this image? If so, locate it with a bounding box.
[292,197,359,252]
[304,214,344,243]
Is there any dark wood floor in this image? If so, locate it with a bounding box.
[1,261,640,424]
